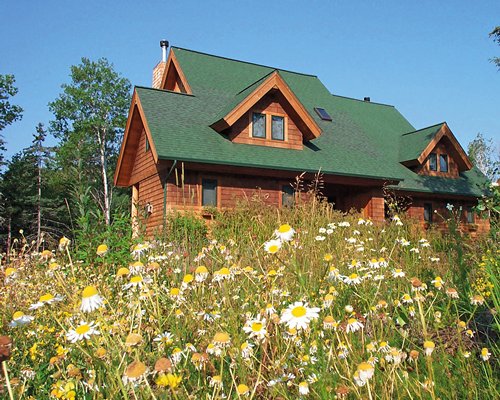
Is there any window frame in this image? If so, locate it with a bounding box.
[439,154,448,173]
[428,153,437,171]
[423,203,433,223]
[251,112,266,139]
[201,178,218,207]
[271,115,285,141]
[281,184,295,207]
[466,206,475,224]
[249,110,287,142]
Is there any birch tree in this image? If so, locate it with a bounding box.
[49,58,131,225]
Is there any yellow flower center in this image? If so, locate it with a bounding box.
[170,288,180,296]
[278,224,291,233]
[183,274,194,283]
[291,306,307,318]
[82,286,98,298]
[423,340,435,349]
[213,332,230,344]
[237,384,249,394]
[219,267,230,275]
[5,267,15,276]
[349,273,358,279]
[348,318,357,324]
[251,322,263,332]
[268,245,279,254]
[40,293,54,302]
[75,324,90,335]
[13,311,24,319]
[358,362,374,371]
[130,276,143,283]
[195,266,208,274]
[117,267,130,276]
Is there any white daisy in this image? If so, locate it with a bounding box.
[29,293,64,310]
[10,311,34,327]
[354,362,374,386]
[275,224,295,242]
[66,321,100,342]
[80,286,104,313]
[280,301,320,331]
[243,317,267,341]
[346,317,364,333]
[264,239,282,254]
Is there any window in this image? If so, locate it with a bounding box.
[282,185,295,206]
[429,153,437,171]
[439,154,448,172]
[466,206,474,223]
[271,116,284,140]
[252,113,266,138]
[423,203,433,223]
[314,107,332,121]
[145,136,150,152]
[202,179,217,206]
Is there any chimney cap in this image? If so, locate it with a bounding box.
[363,97,371,102]
[160,40,169,48]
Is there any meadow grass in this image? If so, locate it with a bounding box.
[1,199,498,399]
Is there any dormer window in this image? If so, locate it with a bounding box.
[429,153,437,171]
[439,154,448,172]
[271,116,284,141]
[252,113,266,138]
[250,111,287,141]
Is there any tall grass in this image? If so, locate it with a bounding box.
[0,198,498,399]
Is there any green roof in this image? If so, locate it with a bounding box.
[134,47,488,198]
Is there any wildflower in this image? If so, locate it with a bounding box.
[171,347,183,365]
[264,239,281,254]
[123,360,147,384]
[323,293,335,308]
[345,317,364,333]
[117,267,130,277]
[446,287,459,298]
[243,317,267,341]
[275,224,295,242]
[470,295,485,306]
[315,235,326,241]
[354,362,374,386]
[378,341,391,353]
[446,203,454,211]
[195,265,209,282]
[480,348,491,361]
[392,215,403,226]
[96,244,108,256]
[66,321,100,343]
[182,274,194,286]
[324,253,333,262]
[280,301,320,331]
[59,236,70,251]
[240,341,254,359]
[124,275,152,290]
[191,352,209,370]
[431,276,444,289]
[29,293,64,310]
[401,293,413,304]
[10,311,34,327]
[131,243,149,257]
[423,340,435,356]
[213,267,233,282]
[80,286,104,313]
[410,277,427,292]
[344,273,362,285]
[237,383,250,396]
[298,381,309,395]
[209,375,223,388]
[4,267,18,281]
[154,332,174,346]
[323,315,338,330]
[156,373,182,389]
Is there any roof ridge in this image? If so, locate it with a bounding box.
[236,70,277,95]
[171,46,318,78]
[330,93,395,107]
[135,85,195,97]
[401,122,445,136]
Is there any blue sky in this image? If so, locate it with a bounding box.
[1,0,499,161]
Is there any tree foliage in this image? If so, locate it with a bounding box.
[490,26,500,69]
[0,74,23,164]
[49,58,131,225]
[467,133,500,182]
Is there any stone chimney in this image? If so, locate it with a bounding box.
[152,40,169,89]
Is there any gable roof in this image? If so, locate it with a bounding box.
[115,47,488,197]
[399,122,473,170]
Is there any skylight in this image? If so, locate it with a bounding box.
[314,107,332,121]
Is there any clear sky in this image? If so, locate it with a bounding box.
[1,0,499,161]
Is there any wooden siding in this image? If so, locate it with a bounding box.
[417,139,460,178]
[229,91,304,150]
[130,129,158,186]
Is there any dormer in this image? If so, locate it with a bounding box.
[400,122,472,178]
[211,71,321,150]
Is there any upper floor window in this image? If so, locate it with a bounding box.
[252,113,266,138]
[251,111,286,141]
[439,154,448,172]
[271,116,284,141]
[429,153,437,171]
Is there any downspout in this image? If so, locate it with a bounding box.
[163,160,178,229]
